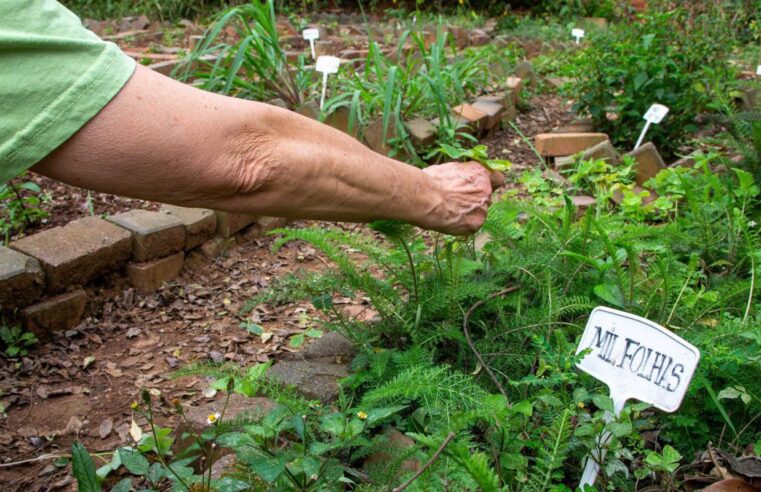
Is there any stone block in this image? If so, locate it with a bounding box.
[471,100,505,130]
[670,155,696,168]
[476,93,516,122]
[324,106,359,137]
[199,237,235,259]
[108,210,185,262]
[364,117,400,156]
[22,289,87,335]
[267,359,349,402]
[554,155,576,170]
[159,205,217,250]
[215,211,257,238]
[301,331,356,361]
[534,133,609,157]
[514,61,538,87]
[625,142,666,185]
[0,247,44,310]
[452,103,487,131]
[127,252,185,295]
[404,118,436,149]
[581,139,619,164]
[338,48,369,60]
[469,29,490,46]
[506,76,523,105]
[572,196,596,218]
[11,217,132,293]
[296,101,320,120]
[554,118,595,134]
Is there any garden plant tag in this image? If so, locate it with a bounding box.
[576,306,700,487]
[634,103,669,149]
[302,28,320,59]
[756,65,761,76]
[572,28,585,44]
[316,55,340,110]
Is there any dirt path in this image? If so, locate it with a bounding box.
[0,93,574,491]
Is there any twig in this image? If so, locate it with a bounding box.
[463,286,519,403]
[392,432,456,492]
[0,454,67,468]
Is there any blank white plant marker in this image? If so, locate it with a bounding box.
[576,307,700,488]
[756,65,761,76]
[302,28,320,60]
[572,28,585,44]
[634,103,669,150]
[316,55,340,110]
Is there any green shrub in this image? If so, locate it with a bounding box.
[570,9,735,156]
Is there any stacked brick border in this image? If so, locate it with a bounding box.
[1,209,286,335]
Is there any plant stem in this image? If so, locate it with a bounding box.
[399,239,419,305]
[391,432,455,492]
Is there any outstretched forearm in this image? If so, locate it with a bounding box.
[34,65,496,234]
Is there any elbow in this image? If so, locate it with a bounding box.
[218,103,282,197]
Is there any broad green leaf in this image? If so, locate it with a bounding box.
[118,448,150,476]
[594,283,625,307]
[71,441,100,492]
[511,399,533,417]
[111,478,132,492]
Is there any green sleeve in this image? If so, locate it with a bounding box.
[0,0,136,183]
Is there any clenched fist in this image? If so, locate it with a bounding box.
[417,162,504,236]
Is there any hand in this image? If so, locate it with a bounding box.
[418,161,504,235]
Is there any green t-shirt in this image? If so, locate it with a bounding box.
[1,0,135,183]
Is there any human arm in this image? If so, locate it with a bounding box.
[32,65,501,235]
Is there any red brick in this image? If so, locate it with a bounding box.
[11,217,131,293]
[625,142,666,185]
[452,103,487,130]
[215,211,257,238]
[534,133,609,157]
[127,252,184,295]
[23,289,87,335]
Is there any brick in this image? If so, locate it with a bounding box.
[534,133,609,157]
[554,155,576,170]
[581,140,619,164]
[338,49,369,60]
[314,40,335,57]
[624,142,666,185]
[514,61,538,87]
[23,289,87,335]
[159,205,217,250]
[215,211,257,238]
[554,118,595,134]
[476,93,516,122]
[452,103,487,131]
[404,118,436,149]
[199,237,235,259]
[108,210,185,262]
[471,100,505,130]
[670,155,696,168]
[296,101,320,120]
[506,76,523,105]
[364,117,397,156]
[0,247,44,310]
[11,217,131,293]
[432,115,476,137]
[324,106,359,137]
[469,29,490,46]
[127,252,184,295]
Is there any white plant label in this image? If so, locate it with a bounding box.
[316,55,340,110]
[634,103,670,149]
[643,103,669,124]
[302,28,320,59]
[576,306,700,487]
[572,28,585,44]
[756,65,761,76]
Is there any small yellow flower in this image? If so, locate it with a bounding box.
[206,412,221,425]
[356,411,368,420]
[130,401,139,410]
[577,402,585,409]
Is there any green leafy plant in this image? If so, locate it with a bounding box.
[1,176,48,244]
[0,324,38,358]
[570,9,735,156]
